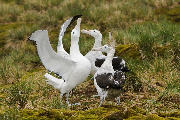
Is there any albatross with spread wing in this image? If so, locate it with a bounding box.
[29,18,91,106]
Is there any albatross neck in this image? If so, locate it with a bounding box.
[93,37,102,48]
[101,50,115,68]
[70,37,81,56]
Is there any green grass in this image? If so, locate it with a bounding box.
[0,0,180,119]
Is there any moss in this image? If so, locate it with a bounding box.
[166,117,180,120]
[20,108,112,120]
[155,5,180,23]
[85,107,108,115]
[145,114,165,120]
[115,44,175,61]
[19,107,120,120]
[104,106,146,120]
[2,106,180,120]
[73,114,99,120]
[131,106,146,115]
[167,6,180,23]
[70,107,119,120]
[126,114,166,120]
[158,111,180,118]
[124,108,143,119]
[115,44,141,59]
[125,115,145,120]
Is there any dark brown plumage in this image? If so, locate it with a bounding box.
[95,57,129,72]
[95,71,125,90]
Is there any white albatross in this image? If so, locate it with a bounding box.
[81,29,105,75]
[29,18,91,106]
[57,15,82,56]
[81,29,129,76]
[93,33,126,106]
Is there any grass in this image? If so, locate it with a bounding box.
[0,0,180,119]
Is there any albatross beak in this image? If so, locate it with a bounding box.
[92,47,102,51]
[74,18,81,30]
[77,18,81,27]
[81,29,91,35]
[74,18,81,32]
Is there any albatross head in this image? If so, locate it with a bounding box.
[71,18,81,39]
[29,30,48,42]
[81,29,102,40]
[92,45,115,54]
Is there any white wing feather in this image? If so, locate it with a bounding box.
[44,73,64,90]
[57,17,73,56]
[29,30,76,81]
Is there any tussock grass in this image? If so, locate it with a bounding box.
[0,3,23,22]
[114,20,180,61]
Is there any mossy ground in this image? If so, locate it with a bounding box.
[0,0,180,119]
[4,106,180,120]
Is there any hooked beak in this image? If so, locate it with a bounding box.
[77,18,81,26]
[74,18,81,31]
[81,29,91,35]
[92,47,102,51]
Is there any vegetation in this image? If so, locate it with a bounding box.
[0,0,179,119]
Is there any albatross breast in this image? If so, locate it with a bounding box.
[95,71,125,90]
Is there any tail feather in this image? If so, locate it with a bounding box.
[44,73,64,90]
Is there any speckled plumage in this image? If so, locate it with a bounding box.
[95,70,125,89]
[95,57,129,72]
[93,42,126,106]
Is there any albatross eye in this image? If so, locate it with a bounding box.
[94,30,95,32]
[73,32,74,34]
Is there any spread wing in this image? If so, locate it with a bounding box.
[29,30,76,81]
[57,15,82,56]
[57,17,73,56]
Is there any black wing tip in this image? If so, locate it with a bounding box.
[73,14,83,18]
[70,14,83,25]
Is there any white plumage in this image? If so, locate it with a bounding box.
[57,15,82,56]
[81,29,105,75]
[44,73,64,90]
[81,29,129,75]
[57,16,73,56]
[29,18,91,106]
